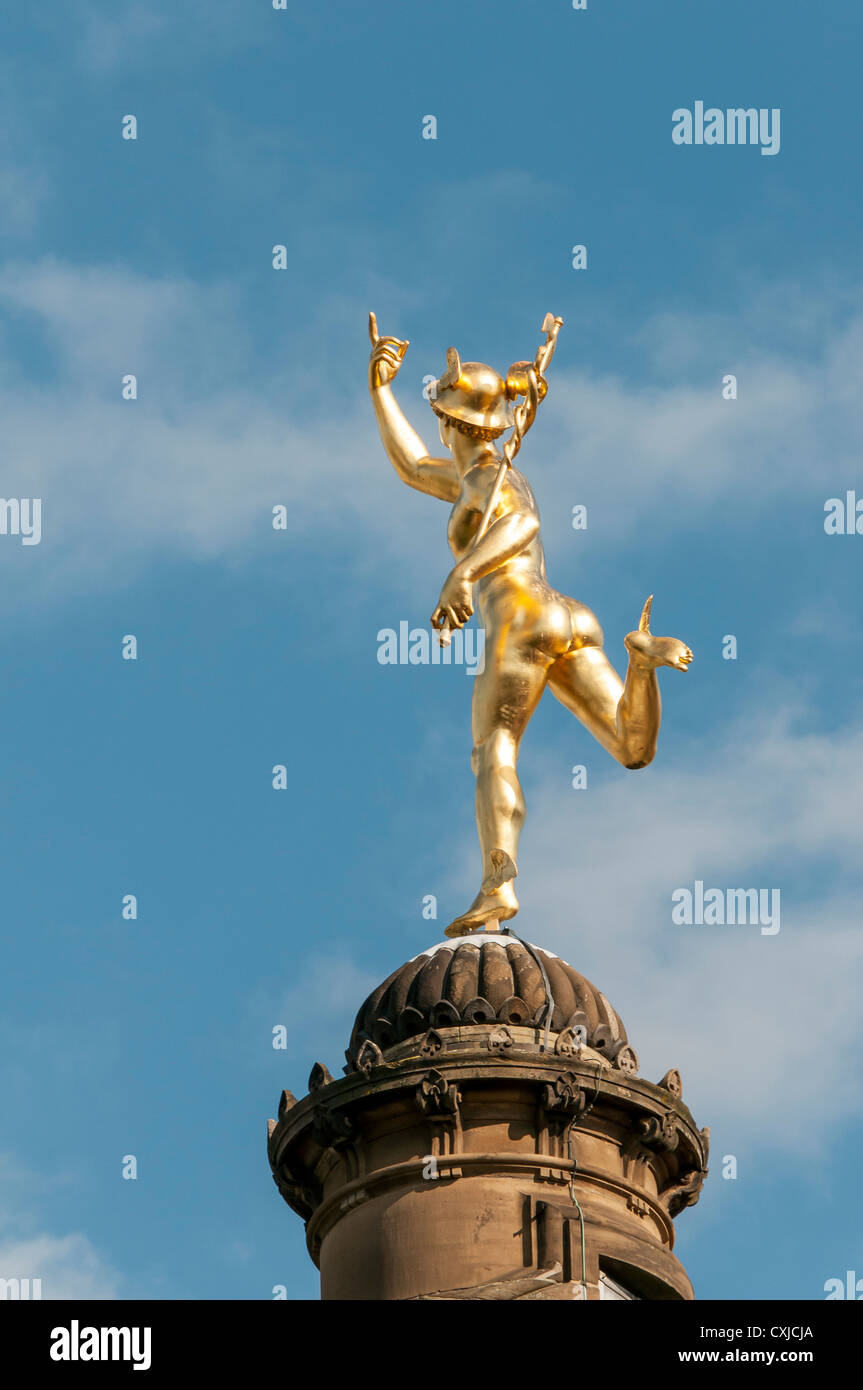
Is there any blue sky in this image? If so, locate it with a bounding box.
[0,0,861,1300]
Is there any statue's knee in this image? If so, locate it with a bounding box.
[472,743,498,779]
[624,750,654,771]
[472,731,515,775]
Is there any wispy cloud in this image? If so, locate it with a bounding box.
[0,1232,121,1299]
[538,291,863,546]
[0,260,860,614]
[0,1154,122,1299]
[57,1,264,75]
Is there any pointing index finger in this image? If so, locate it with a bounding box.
[368,311,379,346]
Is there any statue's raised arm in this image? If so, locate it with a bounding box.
[368,311,459,502]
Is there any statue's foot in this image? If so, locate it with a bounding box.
[625,595,692,671]
[481,849,517,895]
[626,631,693,672]
[444,881,519,938]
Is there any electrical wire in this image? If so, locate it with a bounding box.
[565,1060,603,1298]
[502,926,556,1048]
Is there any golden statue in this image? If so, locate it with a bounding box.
[369,311,692,938]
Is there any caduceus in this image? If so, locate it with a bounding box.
[369,311,693,937]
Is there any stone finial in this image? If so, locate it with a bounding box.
[658,1068,683,1098]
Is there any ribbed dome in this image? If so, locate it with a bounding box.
[347,933,629,1066]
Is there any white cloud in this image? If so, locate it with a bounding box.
[536,303,863,550]
[0,1232,121,1299]
[0,259,439,609]
[0,1154,122,1299]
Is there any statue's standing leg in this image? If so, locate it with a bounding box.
[444,644,549,937]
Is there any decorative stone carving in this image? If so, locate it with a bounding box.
[488,1025,513,1051]
[277,1088,299,1118]
[663,1168,707,1217]
[565,1009,590,1035]
[658,1068,683,1098]
[398,1005,425,1040]
[311,1104,353,1150]
[535,1073,588,1180]
[700,1125,711,1167]
[355,1038,384,1075]
[463,996,496,1024]
[271,1165,319,1223]
[430,1000,460,1029]
[657,1125,709,1216]
[497,995,530,1025]
[415,1069,463,1171]
[415,1069,461,1117]
[590,1023,620,1057]
[553,1026,583,1058]
[419,1029,444,1058]
[614,1044,639,1074]
[639,1112,679,1154]
[374,1016,397,1049]
[543,1073,587,1118]
[308,1063,334,1092]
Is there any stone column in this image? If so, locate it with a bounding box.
[267,936,708,1301]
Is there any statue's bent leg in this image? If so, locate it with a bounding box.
[547,643,661,770]
[444,648,549,936]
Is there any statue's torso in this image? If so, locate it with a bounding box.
[447,460,598,655]
[447,460,544,570]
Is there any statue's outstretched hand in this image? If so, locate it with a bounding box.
[368,311,409,389]
[431,569,474,634]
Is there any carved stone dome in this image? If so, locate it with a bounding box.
[347,932,631,1070]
